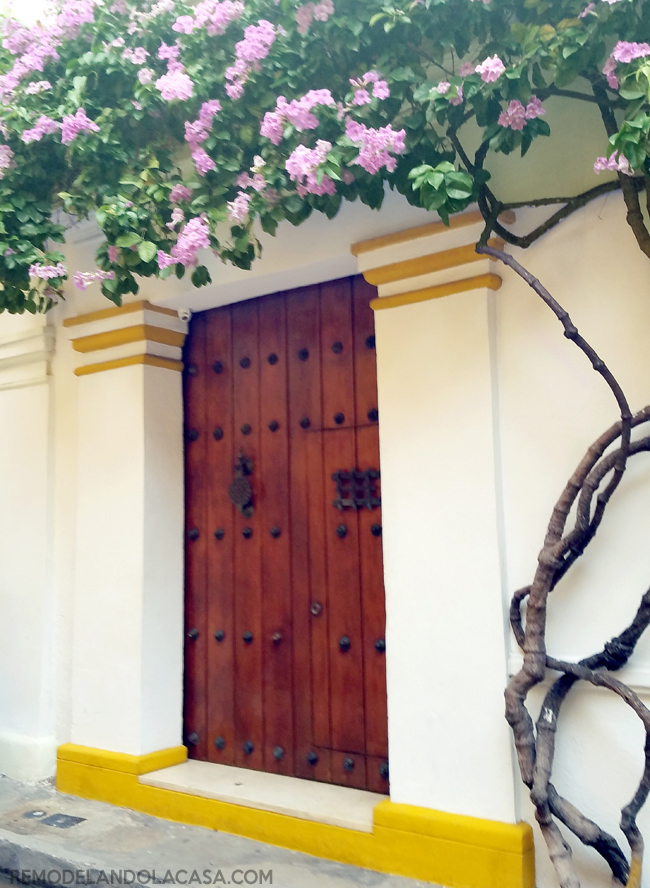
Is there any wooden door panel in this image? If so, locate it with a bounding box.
[323,427,365,755]
[356,425,388,759]
[321,279,355,431]
[330,750,367,790]
[352,275,379,429]
[259,294,294,775]
[184,276,387,792]
[184,313,208,761]
[205,306,236,765]
[305,429,330,750]
[286,285,321,779]
[231,300,264,771]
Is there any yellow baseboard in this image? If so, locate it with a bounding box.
[56,744,534,888]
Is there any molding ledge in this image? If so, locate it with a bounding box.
[0,326,55,391]
[352,210,515,310]
[64,299,188,376]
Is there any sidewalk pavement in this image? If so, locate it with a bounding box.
[0,775,437,888]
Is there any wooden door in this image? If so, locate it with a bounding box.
[183,275,388,793]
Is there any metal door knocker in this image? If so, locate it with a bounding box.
[228,449,254,517]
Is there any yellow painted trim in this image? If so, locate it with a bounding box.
[56,746,534,888]
[74,354,184,376]
[351,211,515,256]
[57,744,187,775]
[370,273,502,311]
[63,299,179,328]
[72,323,185,354]
[363,238,504,286]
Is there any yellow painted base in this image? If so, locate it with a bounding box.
[56,745,534,888]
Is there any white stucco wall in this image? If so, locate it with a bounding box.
[496,196,650,886]
[0,313,56,780]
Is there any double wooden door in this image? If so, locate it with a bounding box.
[183,275,388,793]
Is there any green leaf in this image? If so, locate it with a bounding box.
[137,240,157,263]
[116,232,142,248]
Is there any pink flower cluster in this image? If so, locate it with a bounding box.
[227,191,251,223]
[0,144,13,178]
[138,68,153,84]
[475,55,505,83]
[261,89,335,144]
[25,80,51,94]
[108,245,120,262]
[61,108,100,144]
[21,114,59,143]
[29,261,67,279]
[345,120,406,175]
[593,153,632,175]
[349,70,390,105]
[286,140,336,197]
[158,216,211,268]
[184,100,221,175]
[170,184,193,203]
[173,0,243,36]
[612,41,650,63]
[155,58,193,102]
[73,268,115,290]
[602,41,650,91]
[498,96,545,131]
[167,207,185,229]
[295,0,334,35]
[225,20,275,99]
[1,0,101,99]
[158,41,179,60]
[236,171,266,191]
[122,46,149,64]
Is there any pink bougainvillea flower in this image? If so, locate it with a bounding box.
[286,140,336,196]
[61,108,100,144]
[108,245,120,263]
[476,55,505,82]
[21,115,59,142]
[611,41,650,63]
[170,184,193,203]
[594,154,632,175]
[29,261,66,279]
[155,66,193,101]
[227,190,251,223]
[345,120,406,174]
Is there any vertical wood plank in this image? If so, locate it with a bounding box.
[320,279,366,761]
[204,306,236,765]
[231,299,264,771]
[305,429,330,750]
[259,293,294,775]
[321,278,355,432]
[287,285,327,782]
[183,313,208,761]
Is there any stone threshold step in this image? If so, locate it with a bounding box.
[140,760,386,833]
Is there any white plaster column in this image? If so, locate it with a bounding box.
[0,313,57,779]
[353,213,519,823]
[66,301,187,755]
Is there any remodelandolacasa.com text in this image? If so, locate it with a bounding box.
[8,869,273,885]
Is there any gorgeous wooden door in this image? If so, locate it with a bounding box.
[183,275,388,793]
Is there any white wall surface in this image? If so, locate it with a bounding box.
[496,195,650,885]
[70,363,184,755]
[375,286,517,824]
[0,312,56,780]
